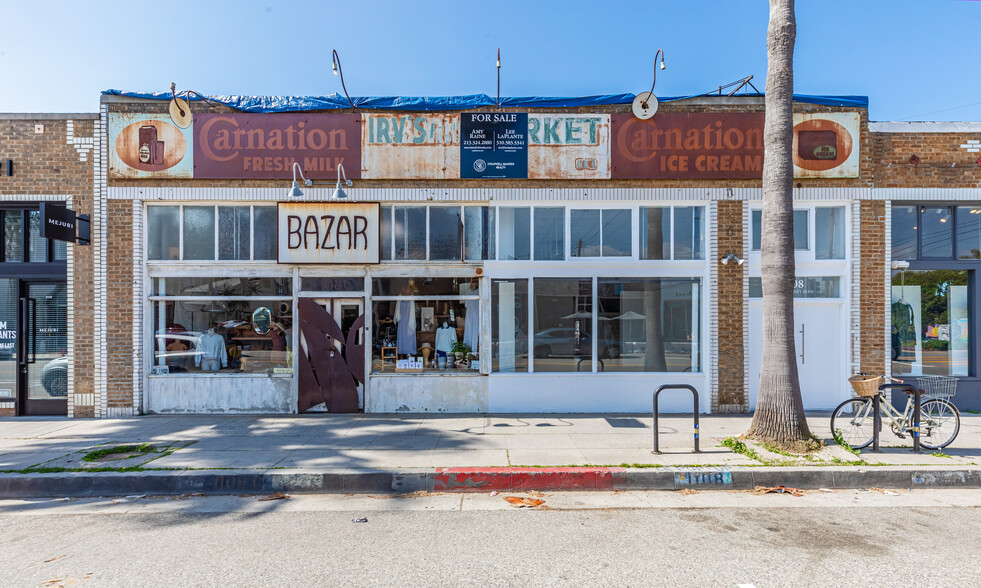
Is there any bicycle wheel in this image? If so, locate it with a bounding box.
[831,397,875,450]
[917,398,960,450]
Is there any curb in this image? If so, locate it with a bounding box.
[2,466,981,498]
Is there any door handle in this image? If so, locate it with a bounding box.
[18,297,26,367]
[29,298,37,365]
[799,323,805,365]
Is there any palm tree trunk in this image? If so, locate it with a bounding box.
[748,0,812,447]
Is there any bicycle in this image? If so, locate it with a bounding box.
[831,375,960,450]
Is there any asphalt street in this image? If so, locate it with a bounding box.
[2,489,979,587]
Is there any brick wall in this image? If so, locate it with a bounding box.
[0,116,96,417]
[873,132,981,188]
[715,200,746,412]
[858,201,886,375]
[106,200,134,410]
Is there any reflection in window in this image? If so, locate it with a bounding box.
[752,209,810,251]
[218,206,250,261]
[815,207,845,259]
[499,207,530,260]
[533,278,592,372]
[534,207,565,261]
[429,206,462,261]
[183,206,215,261]
[640,207,670,260]
[393,206,426,260]
[147,206,179,261]
[603,209,631,257]
[570,210,600,257]
[152,277,292,297]
[920,206,953,258]
[891,269,968,377]
[957,206,981,259]
[598,278,700,372]
[673,207,704,260]
[464,206,496,261]
[253,206,277,260]
[28,210,48,262]
[891,205,918,260]
[492,279,528,373]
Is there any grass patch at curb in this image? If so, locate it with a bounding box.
[82,443,154,463]
[721,437,763,463]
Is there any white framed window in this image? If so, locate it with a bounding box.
[640,206,705,260]
[570,208,631,258]
[146,204,278,262]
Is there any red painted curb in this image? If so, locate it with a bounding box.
[434,467,626,492]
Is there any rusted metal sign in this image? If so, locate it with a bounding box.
[194,113,361,179]
[109,113,193,178]
[793,112,859,178]
[612,113,765,179]
[277,202,379,264]
[528,114,610,179]
[361,113,460,179]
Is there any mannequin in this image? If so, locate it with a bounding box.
[394,285,417,356]
[435,321,457,367]
[197,326,228,371]
[463,285,479,351]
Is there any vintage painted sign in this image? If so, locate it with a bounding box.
[792,112,859,178]
[528,114,610,179]
[194,113,361,179]
[109,113,193,178]
[461,113,528,179]
[612,113,766,179]
[361,113,460,179]
[612,112,860,179]
[277,202,379,264]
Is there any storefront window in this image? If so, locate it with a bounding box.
[429,206,462,260]
[492,279,528,373]
[570,209,631,258]
[815,206,845,260]
[27,210,48,263]
[392,206,427,260]
[464,206,496,261]
[499,207,530,260]
[957,206,981,259]
[891,269,969,377]
[371,277,479,374]
[149,276,293,376]
[640,206,704,260]
[3,211,24,263]
[598,278,701,372]
[640,207,670,260]
[752,209,809,251]
[673,207,704,260]
[253,206,277,260]
[147,207,180,261]
[183,206,216,260]
[920,206,953,258]
[218,206,250,261]
[533,278,592,372]
[534,207,565,261]
[892,205,918,260]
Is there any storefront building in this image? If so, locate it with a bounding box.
[0,114,98,417]
[92,90,897,417]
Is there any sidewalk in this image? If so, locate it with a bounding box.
[1,413,979,496]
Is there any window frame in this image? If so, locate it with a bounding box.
[569,207,633,259]
[145,203,279,263]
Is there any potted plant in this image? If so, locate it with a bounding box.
[451,342,472,365]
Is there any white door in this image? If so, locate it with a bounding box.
[748,301,846,411]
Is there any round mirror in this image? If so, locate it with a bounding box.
[252,306,272,335]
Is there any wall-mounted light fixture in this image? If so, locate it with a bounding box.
[720,253,744,266]
[288,162,312,198]
[891,260,910,271]
[332,50,356,109]
[332,163,353,200]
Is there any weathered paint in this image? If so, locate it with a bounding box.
[361,113,461,179]
[366,375,488,412]
[146,376,293,414]
[109,113,193,179]
[527,114,610,179]
[433,467,622,492]
[277,202,380,264]
[793,112,860,178]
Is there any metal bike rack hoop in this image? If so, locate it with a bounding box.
[652,384,700,454]
[875,383,922,454]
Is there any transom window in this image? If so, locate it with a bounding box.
[146,205,277,262]
[752,206,845,259]
[892,204,981,261]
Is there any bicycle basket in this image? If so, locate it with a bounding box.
[848,375,882,397]
[917,375,957,399]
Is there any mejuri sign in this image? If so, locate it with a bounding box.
[277,202,380,264]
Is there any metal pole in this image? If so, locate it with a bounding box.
[652,385,700,454]
[652,388,661,454]
[871,392,882,453]
[692,387,700,453]
[911,386,921,453]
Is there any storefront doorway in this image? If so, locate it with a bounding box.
[296,297,366,413]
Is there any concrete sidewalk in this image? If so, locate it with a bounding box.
[1,413,979,496]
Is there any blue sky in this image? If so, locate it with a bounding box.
[2,0,980,121]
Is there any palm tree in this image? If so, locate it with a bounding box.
[748,0,813,448]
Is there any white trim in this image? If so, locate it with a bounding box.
[873,188,981,201]
[870,121,981,133]
[708,201,719,409]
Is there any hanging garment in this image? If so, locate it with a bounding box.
[435,325,458,354]
[463,296,479,351]
[891,301,915,344]
[196,330,228,368]
[395,300,417,355]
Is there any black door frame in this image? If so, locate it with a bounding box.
[18,279,68,416]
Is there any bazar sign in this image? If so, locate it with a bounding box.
[277,202,379,264]
[194,113,361,179]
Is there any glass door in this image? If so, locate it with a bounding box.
[21,282,68,415]
[0,279,17,409]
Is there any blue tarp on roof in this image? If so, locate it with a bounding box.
[102,89,868,111]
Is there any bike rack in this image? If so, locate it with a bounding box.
[652,384,700,454]
[874,383,922,453]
